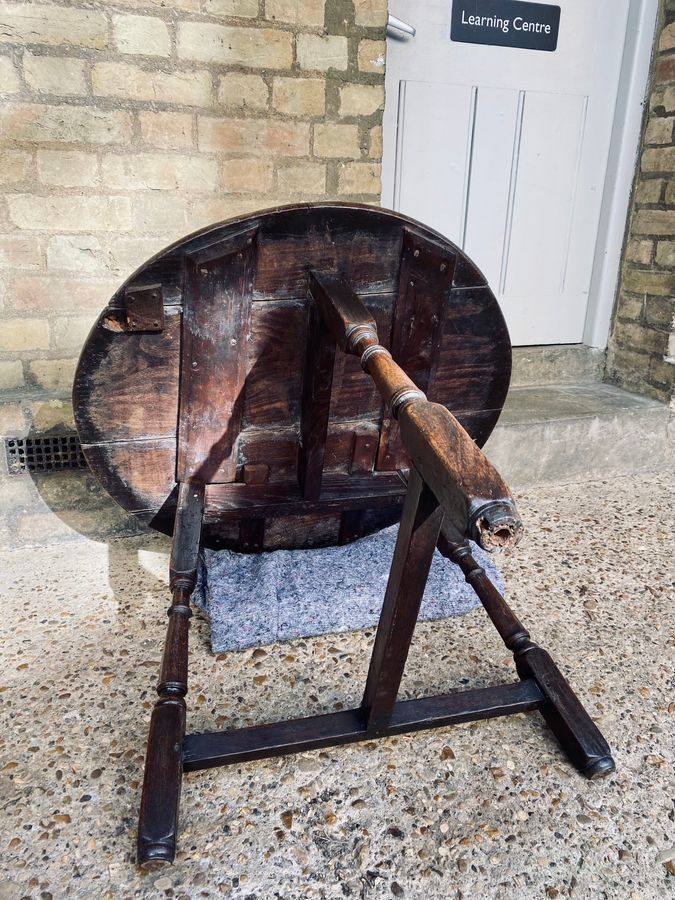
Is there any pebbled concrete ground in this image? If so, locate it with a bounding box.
[0,472,673,900]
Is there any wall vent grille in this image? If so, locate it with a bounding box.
[5,434,87,476]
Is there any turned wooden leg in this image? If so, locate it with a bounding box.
[439,538,615,779]
[137,484,204,868]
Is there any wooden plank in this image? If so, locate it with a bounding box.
[177,228,257,484]
[298,298,336,499]
[361,467,444,733]
[182,680,544,771]
[376,229,456,471]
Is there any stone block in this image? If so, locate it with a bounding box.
[52,314,99,352]
[0,401,27,435]
[358,39,385,73]
[297,34,348,71]
[277,161,326,194]
[659,21,675,51]
[272,77,325,116]
[198,116,310,156]
[92,62,212,108]
[0,318,50,351]
[368,124,382,158]
[101,153,218,192]
[650,85,675,114]
[644,295,675,330]
[205,0,259,15]
[107,235,174,279]
[633,209,675,235]
[612,321,669,355]
[113,14,170,56]
[0,55,20,92]
[655,240,675,266]
[28,358,78,393]
[622,268,675,296]
[0,360,25,392]
[614,292,643,322]
[337,161,381,195]
[23,52,87,95]
[664,179,675,204]
[178,22,293,68]
[644,117,674,145]
[132,194,188,231]
[313,122,360,158]
[0,3,108,49]
[8,195,132,232]
[0,235,44,269]
[218,73,268,111]
[0,149,32,185]
[47,235,106,274]
[353,0,388,27]
[625,238,653,265]
[634,178,663,204]
[641,146,675,172]
[265,0,324,26]
[339,83,384,117]
[656,55,675,84]
[139,111,193,149]
[221,157,274,193]
[0,103,133,145]
[37,149,98,187]
[30,398,76,432]
[13,276,118,312]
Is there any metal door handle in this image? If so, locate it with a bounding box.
[387,14,416,38]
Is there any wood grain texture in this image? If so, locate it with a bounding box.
[73,202,511,551]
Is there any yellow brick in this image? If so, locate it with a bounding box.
[0,318,50,351]
[297,34,348,71]
[277,161,325,195]
[92,62,212,108]
[0,402,26,435]
[52,315,99,352]
[0,235,44,269]
[23,52,87,95]
[13,276,119,311]
[221,158,274,193]
[644,117,674,146]
[101,153,217,192]
[178,22,293,68]
[313,122,360,158]
[8,196,132,233]
[0,360,24,391]
[205,0,258,15]
[47,235,106,274]
[0,3,108,49]
[113,14,170,57]
[0,103,132,145]
[265,0,324,26]
[37,150,98,187]
[107,236,173,277]
[358,39,385,73]
[104,0,198,11]
[29,358,78,393]
[188,196,278,230]
[0,149,32,185]
[368,124,382,158]
[218,73,268,111]
[338,161,381,195]
[0,55,20,92]
[339,83,384,117]
[199,116,309,156]
[139,111,193,149]
[133,194,188,232]
[30,398,76,432]
[353,0,387,27]
[272,77,324,117]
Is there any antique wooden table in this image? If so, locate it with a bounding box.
[73,203,615,868]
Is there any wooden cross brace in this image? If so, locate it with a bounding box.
[136,273,615,869]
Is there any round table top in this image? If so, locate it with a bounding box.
[74,203,511,551]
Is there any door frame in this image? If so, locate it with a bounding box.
[381,0,660,350]
[583,0,659,349]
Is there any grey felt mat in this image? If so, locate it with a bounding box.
[193,525,503,653]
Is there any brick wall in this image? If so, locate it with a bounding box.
[606,3,675,406]
[0,0,387,545]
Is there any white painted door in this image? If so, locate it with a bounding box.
[382,0,632,345]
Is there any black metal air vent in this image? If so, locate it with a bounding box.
[5,434,87,476]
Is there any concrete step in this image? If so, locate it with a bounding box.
[484,382,673,489]
[511,343,605,386]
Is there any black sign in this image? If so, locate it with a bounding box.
[451,1,560,52]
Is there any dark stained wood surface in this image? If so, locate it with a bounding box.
[73,202,511,551]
